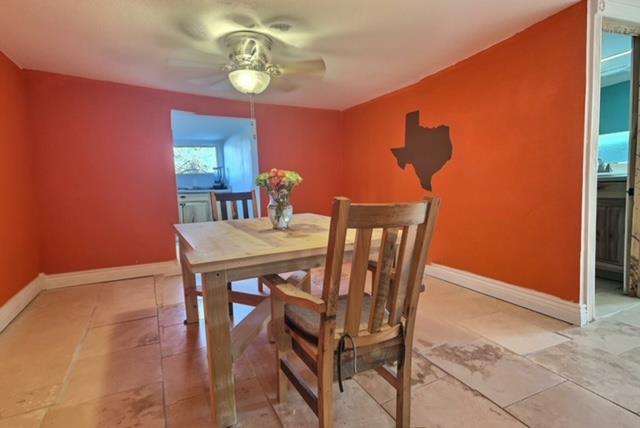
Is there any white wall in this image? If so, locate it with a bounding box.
[223,129,258,193]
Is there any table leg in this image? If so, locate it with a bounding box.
[203,271,237,427]
[179,242,199,324]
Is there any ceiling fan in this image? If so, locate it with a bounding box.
[168,17,326,96]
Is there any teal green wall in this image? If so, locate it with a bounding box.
[599,81,631,134]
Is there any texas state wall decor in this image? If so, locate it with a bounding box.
[391,111,452,191]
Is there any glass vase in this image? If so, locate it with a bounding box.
[268,191,293,230]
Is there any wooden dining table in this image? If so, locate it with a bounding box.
[174,213,365,427]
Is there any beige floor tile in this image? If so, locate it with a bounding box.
[412,314,479,353]
[6,272,640,427]
[79,317,159,359]
[0,384,61,420]
[354,351,446,404]
[42,383,164,428]
[383,375,525,427]
[529,340,640,412]
[154,275,184,308]
[91,278,157,327]
[162,348,209,405]
[0,409,46,428]
[425,339,564,407]
[0,301,83,419]
[161,322,206,357]
[417,288,512,323]
[159,301,204,327]
[166,377,280,428]
[611,305,640,327]
[619,346,640,366]
[423,276,470,297]
[159,304,187,327]
[559,319,640,355]
[331,380,395,428]
[507,381,640,428]
[595,279,640,318]
[91,303,157,327]
[163,343,257,406]
[166,394,212,428]
[458,310,569,355]
[58,344,162,406]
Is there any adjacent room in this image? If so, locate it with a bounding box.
[595,31,639,317]
[2,1,640,427]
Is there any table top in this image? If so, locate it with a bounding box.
[175,213,359,272]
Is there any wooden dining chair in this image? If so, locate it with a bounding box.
[209,190,311,316]
[210,190,259,222]
[263,196,440,428]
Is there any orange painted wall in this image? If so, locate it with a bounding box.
[0,53,40,306]
[342,3,587,302]
[25,72,345,274]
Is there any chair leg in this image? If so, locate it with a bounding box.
[395,349,412,428]
[227,282,234,318]
[271,294,290,403]
[317,323,335,428]
[257,277,264,294]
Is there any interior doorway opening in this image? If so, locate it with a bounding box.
[594,29,640,318]
[170,111,260,224]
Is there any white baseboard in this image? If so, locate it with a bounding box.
[42,260,181,289]
[0,274,44,333]
[0,260,181,332]
[426,264,587,326]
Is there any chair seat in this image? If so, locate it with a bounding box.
[285,294,378,343]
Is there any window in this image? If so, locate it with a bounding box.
[174,146,219,174]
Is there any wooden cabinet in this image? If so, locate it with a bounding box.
[596,179,626,277]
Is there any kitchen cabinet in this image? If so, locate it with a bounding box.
[596,178,626,278]
[178,192,212,223]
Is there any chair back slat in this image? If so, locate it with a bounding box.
[388,225,417,324]
[321,197,439,343]
[211,191,258,221]
[242,199,249,219]
[368,227,399,332]
[401,199,440,344]
[343,228,373,336]
[321,198,351,317]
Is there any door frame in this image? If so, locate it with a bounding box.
[583,0,640,323]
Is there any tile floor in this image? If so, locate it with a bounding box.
[596,278,640,318]
[2,272,640,427]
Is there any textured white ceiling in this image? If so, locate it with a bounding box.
[0,0,579,110]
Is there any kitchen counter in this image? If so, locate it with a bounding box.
[178,188,229,194]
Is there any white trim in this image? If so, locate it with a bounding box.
[42,260,180,289]
[427,264,587,325]
[582,0,640,323]
[0,274,44,333]
[582,0,603,324]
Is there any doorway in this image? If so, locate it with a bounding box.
[594,30,640,318]
[170,111,260,224]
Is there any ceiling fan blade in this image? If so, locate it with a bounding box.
[189,74,228,86]
[208,78,233,92]
[226,13,261,29]
[176,17,214,42]
[278,59,326,77]
[167,58,224,69]
[270,77,298,92]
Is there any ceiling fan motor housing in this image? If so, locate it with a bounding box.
[223,31,280,76]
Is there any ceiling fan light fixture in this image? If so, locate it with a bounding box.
[228,69,271,95]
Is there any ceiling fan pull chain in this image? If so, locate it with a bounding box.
[249,94,256,121]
